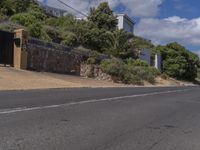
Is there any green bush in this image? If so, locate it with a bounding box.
[0,14,8,20]
[122,72,143,85]
[61,32,77,46]
[86,58,96,65]
[100,59,125,78]
[10,12,37,26]
[126,58,149,67]
[128,66,158,84]
[43,26,62,43]
[157,42,200,81]
[100,58,160,85]
[197,69,200,79]
[161,74,168,80]
[28,22,51,41]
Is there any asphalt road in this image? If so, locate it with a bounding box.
[0,86,200,150]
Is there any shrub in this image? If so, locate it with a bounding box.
[0,14,8,20]
[100,58,160,85]
[122,72,143,85]
[161,74,168,80]
[10,12,37,26]
[44,26,62,43]
[197,69,200,79]
[126,58,149,67]
[28,22,51,41]
[128,67,157,84]
[61,32,77,46]
[145,67,161,77]
[86,58,96,65]
[100,59,125,78]
[157,42,200,81]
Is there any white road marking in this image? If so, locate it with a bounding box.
[0,89,191,115]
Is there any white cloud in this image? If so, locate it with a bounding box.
[38,0,163,17]
[195,50,200,58]
[135,16,200,47]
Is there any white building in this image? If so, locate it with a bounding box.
[117,14,135,34]
[38,2,68,17]
[139,49,151,65]
[154,53,162,70]
[139,49,162,70]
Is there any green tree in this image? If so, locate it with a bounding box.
[157,42,199,81]
[88,2,117,30]
[28,22,50,41]
[15,0,38,13]
[105,30,137,58]
[0,0,16,16]
[0,0,39,16]
[10,12,37,26]
[132,36,155,50]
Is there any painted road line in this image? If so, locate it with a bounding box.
[0,89,191,115]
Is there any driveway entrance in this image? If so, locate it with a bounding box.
[0,30,14,66]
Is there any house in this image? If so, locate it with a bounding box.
[38,2,68,17]
[154,53,162,70]
[139,49,151,65]
[116,14,135,34]
[139,49,162,70]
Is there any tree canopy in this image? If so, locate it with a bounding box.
[88,2,118,30]
[156,42,200,81]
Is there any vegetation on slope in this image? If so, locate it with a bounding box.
[156,43,200,81]
[0,0,200,83]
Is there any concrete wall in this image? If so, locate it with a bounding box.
[27,38,87,75]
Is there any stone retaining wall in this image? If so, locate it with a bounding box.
[80,64,112,81]
[27,38,87,75]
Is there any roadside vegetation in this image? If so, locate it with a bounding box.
[1,0,200,84]
[197,69,200,80]
[100,58,160,85]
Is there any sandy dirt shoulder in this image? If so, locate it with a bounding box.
[0,67,195,91]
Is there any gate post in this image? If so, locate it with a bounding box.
[13,29,28,69]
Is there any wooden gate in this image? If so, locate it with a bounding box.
[0,30,14,66]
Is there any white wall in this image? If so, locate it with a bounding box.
[154,53,162,70]
[117,14,134,34]
[117,15,124,30]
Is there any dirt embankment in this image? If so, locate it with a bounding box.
[0,66,195,91]
[0,66,125,91]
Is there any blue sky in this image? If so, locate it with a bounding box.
[139,0,200,55]
[159,0,199,19]
[39,0,200,56]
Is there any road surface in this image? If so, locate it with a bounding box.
[0,86,200,150]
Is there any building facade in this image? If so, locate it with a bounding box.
[139,49,162,70]
[154,53,162,70]
[38,2,68,17]
[139,49,151,65]
[117,14,135,34]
